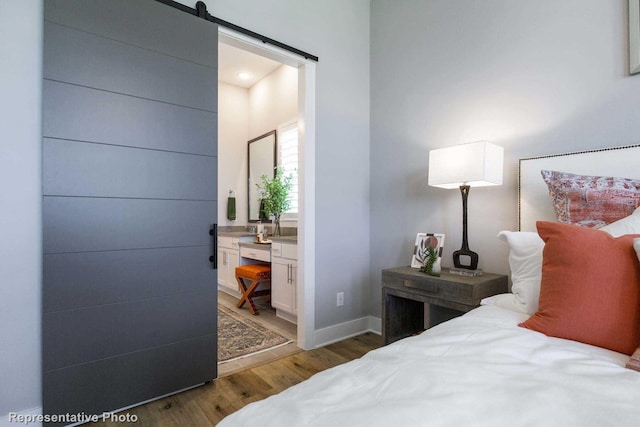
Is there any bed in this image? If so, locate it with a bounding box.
[219,145,640,427]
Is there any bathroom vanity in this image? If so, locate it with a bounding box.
[269,238,298,324]
[217,231,298,323]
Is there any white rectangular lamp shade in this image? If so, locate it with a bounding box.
[428,141,504,189]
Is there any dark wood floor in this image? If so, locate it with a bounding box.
[91,333,381,426]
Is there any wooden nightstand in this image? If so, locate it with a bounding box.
[382,266,508,345]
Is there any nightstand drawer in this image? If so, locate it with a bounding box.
[402,278,439,295]
[411,274,474,305]
[382,267,508,308]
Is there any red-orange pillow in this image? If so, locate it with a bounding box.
[519,221,640,355]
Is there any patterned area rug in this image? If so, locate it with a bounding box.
[218,305,291,363]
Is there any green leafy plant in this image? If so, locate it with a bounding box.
[257,166,293,235]
[416,238,440,277]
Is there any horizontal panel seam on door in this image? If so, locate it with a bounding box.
[43,243,212,256]
[44,19,218,71]
[43,136,217,159]
[43,332,217,375]
[43,194,217,202]
[42,287,218,315]
[43,78,217,114]
[42,287,216,315]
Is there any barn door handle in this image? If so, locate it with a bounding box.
[209,224,217,269]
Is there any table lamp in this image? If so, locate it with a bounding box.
[428,141,504,270]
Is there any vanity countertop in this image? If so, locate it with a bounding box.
[271,236,297,243]
[218,231,256,238]
[218,231,297,244]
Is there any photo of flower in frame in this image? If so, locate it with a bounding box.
[411,233,445,273]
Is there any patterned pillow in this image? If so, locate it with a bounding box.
[541,170,640,228]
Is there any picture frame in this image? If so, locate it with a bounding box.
[630,0,640,75]
[411,233,445,269]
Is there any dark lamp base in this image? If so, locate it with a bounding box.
[453,248,479,270]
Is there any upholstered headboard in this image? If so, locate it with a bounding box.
[518,145,640,232]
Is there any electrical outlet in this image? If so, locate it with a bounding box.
[337,292,344,307]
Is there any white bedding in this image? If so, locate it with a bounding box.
[219,306,640,427]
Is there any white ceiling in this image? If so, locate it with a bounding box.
[218,42,282,89]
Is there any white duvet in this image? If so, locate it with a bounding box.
[218,306,640,426]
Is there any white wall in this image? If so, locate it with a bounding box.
[0,0,43,419]
[370,0,640,317]
[249,64,298,138]
[218,82,249,227]
[249,64,298,226]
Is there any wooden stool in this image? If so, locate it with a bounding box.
[235,264,271,315]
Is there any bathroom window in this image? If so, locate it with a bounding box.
[278,121,298,218]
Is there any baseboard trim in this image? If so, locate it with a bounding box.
[1,407,43,427]
[368,316,381,335]
[313,316,381,348]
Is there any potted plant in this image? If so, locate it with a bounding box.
[257,166,293,236]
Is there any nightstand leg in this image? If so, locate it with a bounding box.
[382,288,424,345]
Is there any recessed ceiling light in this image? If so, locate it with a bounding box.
[237,71,253,80]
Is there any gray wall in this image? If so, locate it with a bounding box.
[0,0,43,417]
[1,0,370,417]
[370,0,640,317]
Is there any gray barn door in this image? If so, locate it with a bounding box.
[42,0,218,417]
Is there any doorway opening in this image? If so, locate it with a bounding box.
[216,28,316,374]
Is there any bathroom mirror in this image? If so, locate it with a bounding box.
[248,130,277,222]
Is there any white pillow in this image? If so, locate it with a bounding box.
[497,231,544,314]
[600,206,640,237]
[493,208,640,316]
[480,293,527,313]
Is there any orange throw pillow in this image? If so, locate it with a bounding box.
[519,221,640,355]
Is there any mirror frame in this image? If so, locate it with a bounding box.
[247,130,277,223]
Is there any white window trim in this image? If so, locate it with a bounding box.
[278,119,299,221]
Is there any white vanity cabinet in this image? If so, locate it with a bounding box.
[239,245,271,263]
[271,241,297,324]
[217,236,241,297]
